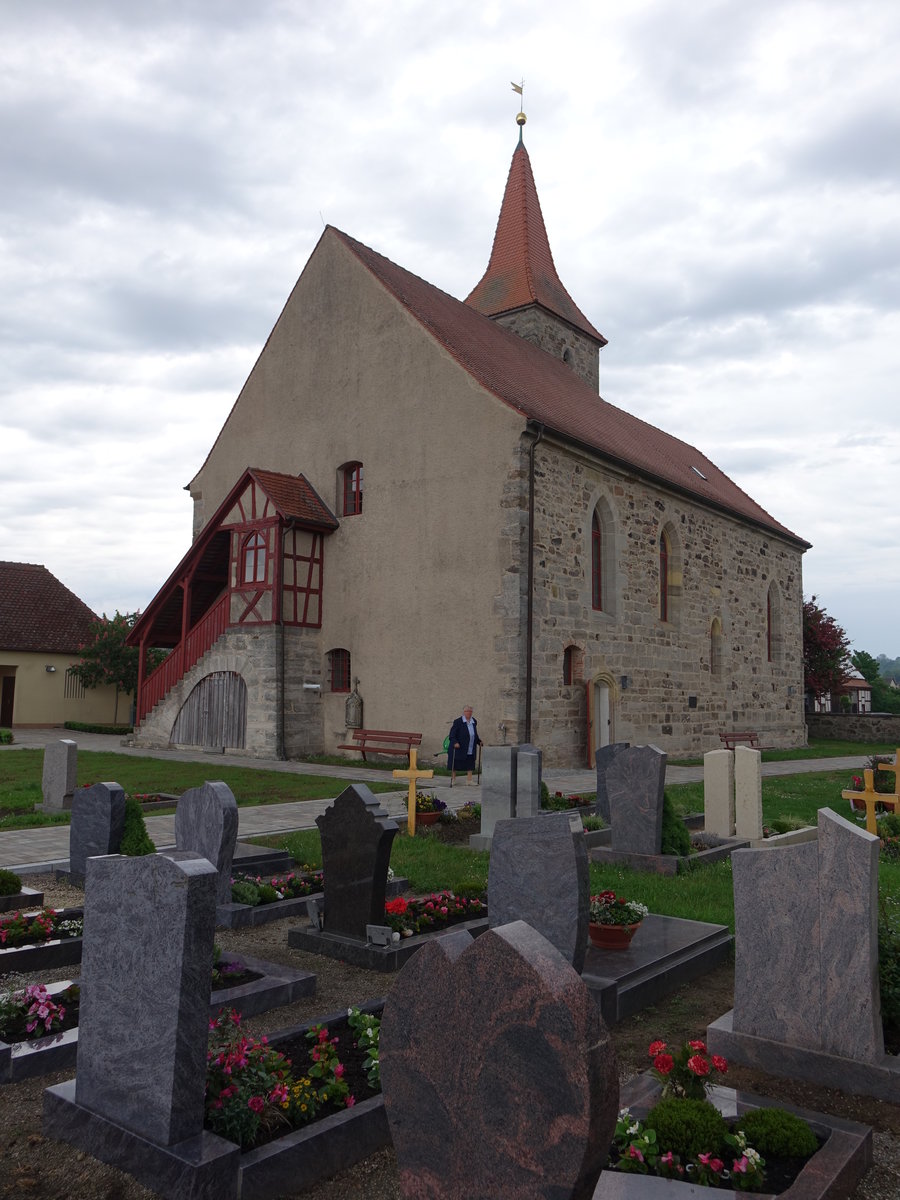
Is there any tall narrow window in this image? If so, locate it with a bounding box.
[767,592,773,661]
[242,531,266,583]
[328,648,351,692]
[591,512,602,611]
[342,462,363,516]
[659,531,670,621]
[563,645,583,686]
[710,618,723,677]
[766,582,783,664]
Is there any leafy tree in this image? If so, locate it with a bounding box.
[802,596,850,702]
[70,612,166,724]
[851,650,881,684]
[852,649,900,714]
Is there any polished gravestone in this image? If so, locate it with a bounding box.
[488,811,589,972]
[174,780,239,908]
[381,921,618,1200]
[594,742,630,823]
[515,743,543,819]
[469,744,518,850]
[67,783,126,883]
[607,745,666,854]
[709,807,900,1102]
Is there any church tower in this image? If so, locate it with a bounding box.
[465,117,607,391]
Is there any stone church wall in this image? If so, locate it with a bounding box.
[528,439,806,764]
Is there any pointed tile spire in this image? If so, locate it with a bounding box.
[465,139,606,349]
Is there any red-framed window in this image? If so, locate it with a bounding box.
[563,645,583,686]
[659,531,669,622]
[591,511,602,611]
[342,463,363,516]
[242,531,267,584]
[328,648,351,693]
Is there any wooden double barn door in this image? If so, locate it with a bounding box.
[172,671,247,749]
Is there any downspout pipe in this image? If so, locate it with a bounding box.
[524,422,544,743]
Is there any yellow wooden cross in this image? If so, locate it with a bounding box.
[876,749,900,792]
[393,748,434,837]
[841,768,900,834]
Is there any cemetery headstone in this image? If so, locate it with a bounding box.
[41,738,77,811]
[606,744,667,854]
[734,745,763,840]
[470,745,518,850]
[488,811,589,972]
[731,807,882,1060]
[75,850,218,1144]
[174,780,239,906]
[594,742,629,823]
[704,748,735,837]
[515,744,542,818]
[380,920,619,1199]
[68,782,126,883]
[317,783,398,941]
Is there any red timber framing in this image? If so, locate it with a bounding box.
[128,468,338,726]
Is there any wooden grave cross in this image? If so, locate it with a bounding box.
[876,749,900,793]
[393,748,434,837]
[841,767,900,835]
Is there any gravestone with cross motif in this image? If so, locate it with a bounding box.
[317,784,399,939]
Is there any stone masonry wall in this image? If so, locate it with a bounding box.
[529,439,807,764]
[282,626,325,757]
[493,310,599,392]
[491,438,530,746]
[807,712,900,744]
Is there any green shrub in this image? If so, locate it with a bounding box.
[867,755,896,794]
[540,780,550,805]
[582,814,605,831]
[454,878,485,900]
[878,812,900,838]
[257,883,280,904]
[661,792,692,857]
[644,1097,729,1160]
[879,908,900,1039]
[231,879,260,906]
[63,722,133,735]
[0,728,12,744]
[768,814,810,834]
[0,868,22,896]
[120,796,155,856]
[735,1107,818,1158]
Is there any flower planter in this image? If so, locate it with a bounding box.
[0,907,84,973]
[589,922,641,950]
[414,811,440,826]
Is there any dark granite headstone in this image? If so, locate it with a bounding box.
[317,784,398,941]
[380,921,618,1200]
[488,812,589,972]
[69,782,126,882]
[606,745,667,854]
[75,851,217,1145]
[594,742,630,823]
[174,780,239,906]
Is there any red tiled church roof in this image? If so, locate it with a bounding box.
[332,229,808,546]
[0,562,98,653]
[465,140,607,346]
[248,469,339,530]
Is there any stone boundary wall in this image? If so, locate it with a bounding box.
[807,712,900,744]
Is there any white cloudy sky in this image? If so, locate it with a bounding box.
[2,0,899,655]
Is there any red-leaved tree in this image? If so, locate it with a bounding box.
[802,596,850,701]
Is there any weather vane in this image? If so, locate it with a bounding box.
[511,79,526,131]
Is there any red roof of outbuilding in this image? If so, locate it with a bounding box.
[332,228,807,546]
[248,469,339,530]
[0,562,98,653]
[465,140,607,346]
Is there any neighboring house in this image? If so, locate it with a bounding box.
[808,675,873,715]
[128,127,809,765]
[0,561,125,727]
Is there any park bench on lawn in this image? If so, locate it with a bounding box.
[719,730,760,751]
[336,728,422,763]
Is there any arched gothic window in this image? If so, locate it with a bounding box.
[659,530,670,622]
[591,512,602,611]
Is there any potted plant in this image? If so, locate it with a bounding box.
[414,792,447,826]
[588,890,648,949]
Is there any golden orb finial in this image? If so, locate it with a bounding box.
[516,110,527,127]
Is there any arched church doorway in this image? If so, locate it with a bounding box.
[585,674,617,765]
[171,671,247,749]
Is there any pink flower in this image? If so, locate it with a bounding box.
[686,1054,709,1076]
[711,1055,728,1073]
[688,1040,707,1052]
[648,1040,667,1056]
[334,1064,345,1078]
[345,1095,356,1107]
[710,1159,724,1173]
[653,1053,674,1075]
[628,1145,644,1163]
[247,1096,265,1113]
[733,1156,748,1174]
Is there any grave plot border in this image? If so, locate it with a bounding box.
[4,955,315,1084]
[217,874,409,929]
[0,885,45,913]
[43,1001,389,1200]
[582,913,733,1025]
[590,835,750,876]
[287,916,490,972]
[599,1072,872,1199]
[708,1008,900,1106]
[0,907,84,973]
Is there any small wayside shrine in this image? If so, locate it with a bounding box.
[129,468,337,754]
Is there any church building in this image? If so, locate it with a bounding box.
[128,120,809,766]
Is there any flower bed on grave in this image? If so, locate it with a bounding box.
[230,867,324,907]
[0,907,85,972]
[383,890,486,938]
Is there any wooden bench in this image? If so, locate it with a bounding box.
[719,731,760,751]
[336,728,422,762]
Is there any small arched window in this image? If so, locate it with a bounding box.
[659,530,670,621]
[342,462,363,516]
[242,531,266,584]
[563,645,583,686]
[591,512,602,611]
[328,648,351,693]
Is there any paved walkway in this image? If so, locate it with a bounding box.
[0,726,870,873]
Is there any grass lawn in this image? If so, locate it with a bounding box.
[0,750,399,830]
[669,738,893,767]
[665,768,864,830]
